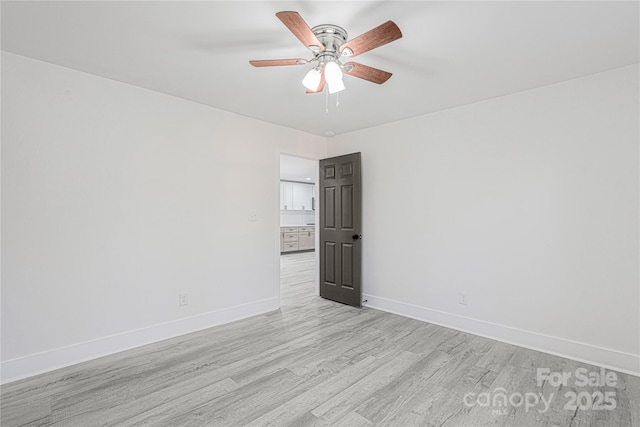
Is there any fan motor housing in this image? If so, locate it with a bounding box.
[311,24,348,53]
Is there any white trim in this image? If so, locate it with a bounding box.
[363,293,640,377]
[1,297,279,384]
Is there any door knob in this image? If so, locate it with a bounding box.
[352,234,362,240]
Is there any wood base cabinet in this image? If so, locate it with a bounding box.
[280,226,315,253]
[298,227,315,251]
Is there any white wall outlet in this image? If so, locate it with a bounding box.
[179,293,189,306]
[459,292,468,306]
[248,211,258,221]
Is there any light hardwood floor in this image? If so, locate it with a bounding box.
[2,251,639,426]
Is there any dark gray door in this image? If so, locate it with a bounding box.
[319,152,362,307]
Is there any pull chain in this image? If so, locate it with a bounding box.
[324,89,340,114]
[325,88,329,115]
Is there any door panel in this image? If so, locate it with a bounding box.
[324,187,336,229]
[324,242,336,285]
[341,185,354,229]
[319,153,362,307]
[341,243,354,289]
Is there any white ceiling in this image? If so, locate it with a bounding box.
[2,1,638,137]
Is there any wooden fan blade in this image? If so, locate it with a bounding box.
[344,62,392,84]
[276,11,324,52]
[306,70,326,94]
[340,21,402,57]
[249,59,308,67]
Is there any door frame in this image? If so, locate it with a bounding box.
[276,153,321,305]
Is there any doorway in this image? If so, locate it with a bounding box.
[279,154,319,303]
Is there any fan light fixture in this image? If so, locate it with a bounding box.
[302,67,322,91]
[250,12,402,98]
[324,61,345,94]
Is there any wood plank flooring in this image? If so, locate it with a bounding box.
[2,251,639,426]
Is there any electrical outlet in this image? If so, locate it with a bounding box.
[179,293,189,306]
[459,292,468,306]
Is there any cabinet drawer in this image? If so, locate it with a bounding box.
[282,241,299,252]
[281,227,298,233]
[283,232,298,242]
[299,226,315,232]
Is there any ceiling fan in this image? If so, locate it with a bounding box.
[249,11,402,94]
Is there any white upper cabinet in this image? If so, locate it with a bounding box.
[280,182,291,210]
[280,181,314,211]
[293,183,313,210]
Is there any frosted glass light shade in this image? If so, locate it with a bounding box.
[324,61,342,82]
[327,78,345,94]
[324,61,345,94]
[302,68,322,91]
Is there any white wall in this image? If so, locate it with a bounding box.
[3,52,638,382]
[1,52,326,382]
[327,64,640,375]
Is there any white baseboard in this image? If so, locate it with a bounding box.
[363,293,640,377]
[1,297,279,384]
